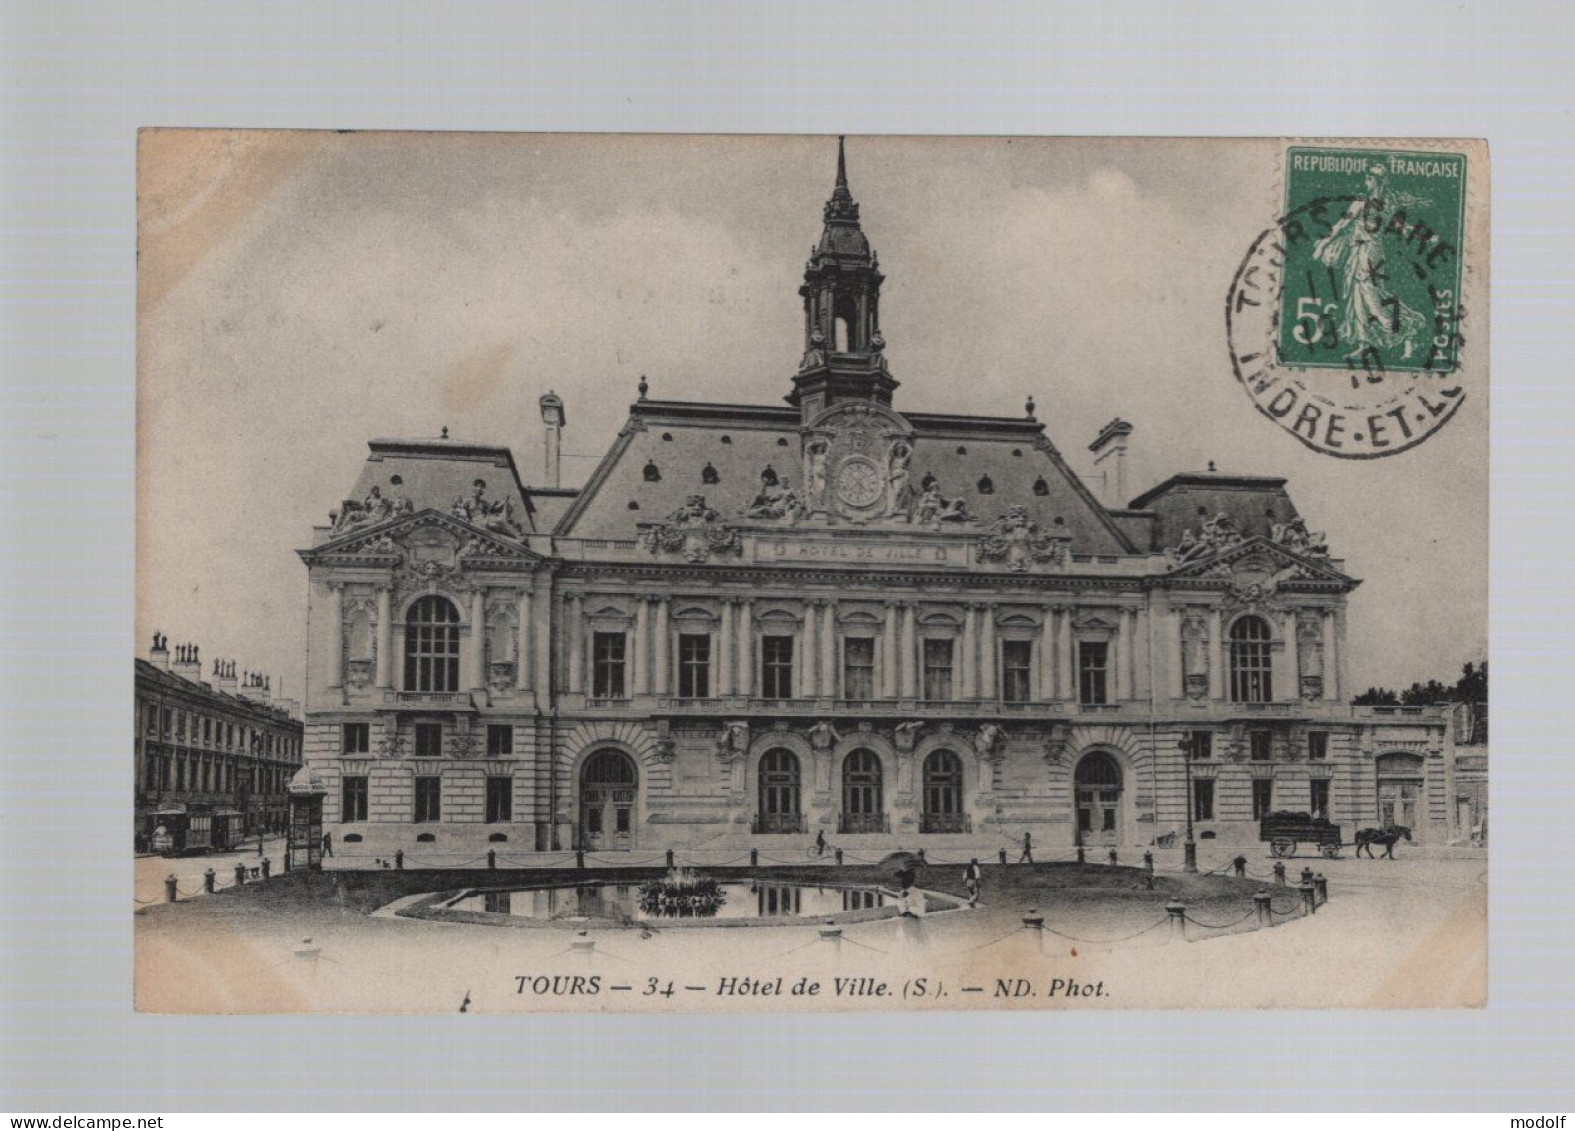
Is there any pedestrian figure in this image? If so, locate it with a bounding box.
[964,858,982,904]
[321,831,334,858]
[1018,831,1033,864]
[814,829,827,858]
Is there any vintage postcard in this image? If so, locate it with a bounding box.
[134,132,1487,1013]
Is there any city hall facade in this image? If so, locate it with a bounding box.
[297,144,1450,858]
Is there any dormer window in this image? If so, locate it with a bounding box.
[643,461,661,482]
[702,462,720,485]
[1033,476,1049,496]
[977,475,994,495]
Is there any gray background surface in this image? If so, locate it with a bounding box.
[1,0,1568,1112]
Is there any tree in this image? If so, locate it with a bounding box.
[1353,686,1400,706]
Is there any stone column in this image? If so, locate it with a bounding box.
[515,589,532,692]
[469,588,487,691]
[739,600,754,697]
[1274,610,1297,702]
[1333,607,1350,702]
[1061,607,1077,702]
[1322,609,1339,701]
[1110,611,1126,703]
[653,598,670,695]
[718,600,735,697]
[801,601,818,699]
[633,599,651,696]
[1208,607,1224,701]
[1038,609,1055,700]
[882,604,899,698]
[566,594,584,695]
[325,582,344,690]
[980,606,997,701]
[1132,606,1149,700]
[819,601,837,698]
[533,579,553,698]
[900,602,917,699]
[1168,604,1184,700]
[961,605,979,700]
[375,585,392,689]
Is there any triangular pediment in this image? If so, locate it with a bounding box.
[303,508,543,564]
[1167,535,1351,585]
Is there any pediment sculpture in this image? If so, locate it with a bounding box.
[978,505,1071,571]
[742,465,804,522]
[1168,512,1244,565]
[332,484,414,534]
[643,495,743,563]
[911,477,976,528]
[1270,516,1330,558]
[451,479,525,540]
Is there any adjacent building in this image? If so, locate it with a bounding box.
[297,141,1451,860]
[135,634,304,852]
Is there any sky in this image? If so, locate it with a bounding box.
[136,131,1488,699]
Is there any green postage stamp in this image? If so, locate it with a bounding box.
[1279,147,1466,376]
[1227,143,1473,459]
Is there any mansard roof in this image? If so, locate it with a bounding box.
[340,437,539,535]
[552,397,1135,554]
[1126,472,1299,555]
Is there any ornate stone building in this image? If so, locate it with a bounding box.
[297,141,1449,859]
[135,634,304,852]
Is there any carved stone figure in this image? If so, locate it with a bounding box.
[1171,512,1244,563]
[978,505,1071,571]
[885,441,912,517]
[651,736,676,765]
[744,466,802,521]
[1181,613,1210,699]
[452,479,525,539]
[1271,515,1330,558]
[643,495,743,563]
[974,723,1005,761]
[715,720,749,763]
[806,721,841,751]
[1297,610,1326,700]
[892,720,925,752]
[804,440,829,509]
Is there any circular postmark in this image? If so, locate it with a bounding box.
[1227,187,1468,460]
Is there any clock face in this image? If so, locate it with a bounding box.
[835,456,884,509]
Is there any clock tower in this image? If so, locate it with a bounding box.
[787,137,899,422]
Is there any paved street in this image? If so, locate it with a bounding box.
[134,835,288,905]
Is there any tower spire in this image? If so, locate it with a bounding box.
[836,135,847,190]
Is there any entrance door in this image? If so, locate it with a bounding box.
[921,749,968,833]
[756,748,803,834]
[1074,751,1122,846]
[1378,779,1420,831]
[841,749,885,833]
[580,750,637,850]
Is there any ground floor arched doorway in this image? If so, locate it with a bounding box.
[756,748,803,834]
[1376,752,1425,840]
[921,748,968,833]
[580,749,637,850]
[1074,750,1123,846]
[840,748,886,833]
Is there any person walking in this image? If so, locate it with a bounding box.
[1018,831,1033,864]
[964,858,982,904]
[814,829,827,858]
[321,831,334,858]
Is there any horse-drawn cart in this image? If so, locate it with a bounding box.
[1259,811,1343,859]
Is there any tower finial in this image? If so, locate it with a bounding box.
[836,135,847,191]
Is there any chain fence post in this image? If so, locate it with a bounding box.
[1254,890,1272,929]
[1166,900,1186,941]
[203,868,216,894]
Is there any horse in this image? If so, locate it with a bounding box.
[1354,825,1412,859]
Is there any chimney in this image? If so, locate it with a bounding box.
[148,632,170,671]
[215,659,239,696]
[1089,418,1133,507]
[539,390,566,489]
[171,642,204,685]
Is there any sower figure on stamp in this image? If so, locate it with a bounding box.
[1018,831,1033,864]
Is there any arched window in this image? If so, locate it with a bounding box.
[404,595,461,692]
[1229,615,1273,702]
[921,749,968,833]
[841,749,885,834]
[756,748,802,834]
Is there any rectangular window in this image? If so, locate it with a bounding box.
[414,776,441,823]
[486,777,513,823]
[678,633,711,698]
[1250,730,1273,761]
[162,708,172,736]
[414,723,443,759]
[1189,731,1213,760]
[144,755,158,790]
[203,718,212,744]
[1192,779,1215,821]
[923,639,954,702]
[1308,732,1328,761]
[175,757,186,791]
[341,776,368,822]
[342,722,370,755]
[1001,640,1033,702]
[1310,778,1330,821]
[592,631,627,699]
[1252,778,1274,820]
[843,637,875,700]
[1078,641,1109,705]
[761,635,794,699]
[487,724,513,759]
[145,704,157,734]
